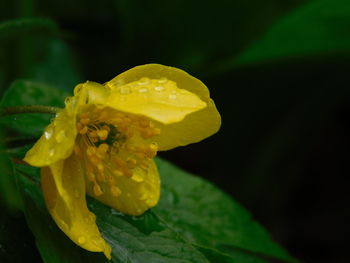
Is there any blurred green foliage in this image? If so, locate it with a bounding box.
[1,0,350,262]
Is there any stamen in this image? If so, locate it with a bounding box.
[80,117,90,125]
[93,184,103,196]
[97,130,108,140]
[76,108,162,199]
[79,126,88,134]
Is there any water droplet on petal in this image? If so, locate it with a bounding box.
[168,94,177,100]
[138,87,148,93]
[55,130,66,143]
[92,236,103,246]
[49,149,55,156]
[44,128,53,139]
[131,174,144,183]
[154,86,164,92]
[119,86,131,94]
[84,213,96,224]
[157,77,167,84]
[138,77,150,85]
[78,236,86,244]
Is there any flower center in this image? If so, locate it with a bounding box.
[74,106,160,197]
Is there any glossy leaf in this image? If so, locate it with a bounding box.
[14,163,210,263]
[154,158,296,263]
[0,127,22,211]
[231,0,350,66]
[12,156,296,263]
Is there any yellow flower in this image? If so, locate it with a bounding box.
[23,64,221,259]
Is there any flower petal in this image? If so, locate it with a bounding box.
[24,107,77,167]
[41,155,112,259]
[86,158,160,216]
[73,81,110,111]
[106,64,221,150]
[105,75,206,124]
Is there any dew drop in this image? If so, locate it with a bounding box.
[138,77,150,85]
[154,86,164,92]
[49,149,55,156]
[138,87,148,93]
[44,128,53,139]
[131,174,144,183]
[92,236,103,246]
[119,86,131,95]
[55,130,66,143]
[157,77,167,84]
[168,94,177,100]
[78,236,86,244]
[84,213,96,224]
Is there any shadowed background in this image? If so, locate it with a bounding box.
[1,0,349,262]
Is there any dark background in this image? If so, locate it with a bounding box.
[1,0,349,262]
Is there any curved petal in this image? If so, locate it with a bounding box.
[86,158,160,216]
[105,77,206,124]
[152,101,221,151]
[106,64,221,150]
[73,81,110,112]
[24,107,77,167]
[41,155,112,259]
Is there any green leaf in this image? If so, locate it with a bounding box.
[0,127,23,211]
[231,0,350,66]
[14,163,210,263]
[154,158,296,263]
[0,18,58,40]
[12,157,296,263]
[196,246,270,263]
[0,80,68,136]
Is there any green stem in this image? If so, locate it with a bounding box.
[0,105,61,117]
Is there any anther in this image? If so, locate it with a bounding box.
[97,129,108,140]
[93,184,103,196]
[79,126,88,134]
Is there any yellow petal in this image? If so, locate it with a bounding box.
[73,81,110,111]
[106,64,221,150]
[152,100,221,151]
[41,155,112,259]
[86,158,160,216]
[24,107,77,167]
[105,76,206,124]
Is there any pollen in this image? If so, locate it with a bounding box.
[93,184,103,196]
[97,130,108,140]
[75,106,161,199]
